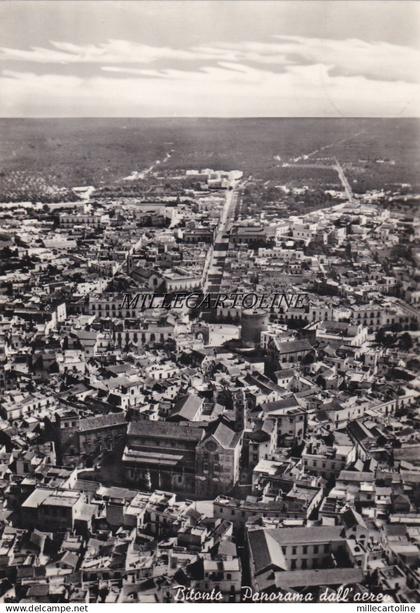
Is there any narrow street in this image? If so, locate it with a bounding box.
[203,184,241,293]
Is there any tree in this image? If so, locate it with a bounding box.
[399,332,413,352]
[375,328,386,344]
[390,244,413,263]
[302,351,315,365]
[407,358,420,371]
[387,368,414,382]
[389,322,403,333]
[316,374,326,389]
[0,246,14,260]
[375,327,396,347]
[217,388,233,410]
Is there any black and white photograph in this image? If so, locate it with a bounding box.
[0,0,419,606]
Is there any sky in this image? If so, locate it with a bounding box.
[0,0,419,117]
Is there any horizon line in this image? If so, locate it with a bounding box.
[0,115,418,120]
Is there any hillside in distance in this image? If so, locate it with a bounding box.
[0,118,419,196]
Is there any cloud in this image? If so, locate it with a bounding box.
[202,36,420,84]
[277,36,420,84]
[1,64,418,118]
[1,36,419,85]
[101,62,283,84]
[0,39,220,65]
[1,35,419,117]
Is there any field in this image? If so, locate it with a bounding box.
[0,118,419,200]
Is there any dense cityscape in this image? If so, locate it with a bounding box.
[0,136,419,603]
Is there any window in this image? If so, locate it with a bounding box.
[291,560,296,570]
[303,546,307,554]
[292,546,297,555]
